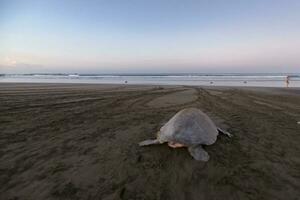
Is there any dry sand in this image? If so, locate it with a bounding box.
[0,83,299,200]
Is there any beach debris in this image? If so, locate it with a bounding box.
[139,108,232,161]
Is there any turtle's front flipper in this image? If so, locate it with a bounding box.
[139,139,160,146]
[188,145,210,161]
[217,128,232,138]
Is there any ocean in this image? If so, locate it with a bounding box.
[1,73,300,87]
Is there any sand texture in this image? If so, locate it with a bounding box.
[0,83,300,200]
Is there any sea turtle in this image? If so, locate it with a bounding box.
[139,108,232,161]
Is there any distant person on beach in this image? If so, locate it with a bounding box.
[286,76,290,87]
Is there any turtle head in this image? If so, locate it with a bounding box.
[156,130,170,143]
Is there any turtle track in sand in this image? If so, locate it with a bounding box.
[194,87,300,198]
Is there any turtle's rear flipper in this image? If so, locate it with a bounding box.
[188,145,210,161]
[217,128,232,138]
[139,139,160,146]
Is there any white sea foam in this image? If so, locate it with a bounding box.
[1,73,300,87]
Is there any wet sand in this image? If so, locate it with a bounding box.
[0,83,299,200]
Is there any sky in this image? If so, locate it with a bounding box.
[0,0,300,73]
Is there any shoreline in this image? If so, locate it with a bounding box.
[1,81,300,88]
[1,73,300,88]
[1,83,300,97]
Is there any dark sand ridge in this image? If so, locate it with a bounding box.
[0,83,299,200]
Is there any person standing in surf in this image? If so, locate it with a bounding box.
[286,76,290,87]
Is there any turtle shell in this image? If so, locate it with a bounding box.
[157,108,218,146]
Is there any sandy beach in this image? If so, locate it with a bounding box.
[0,83,299,200]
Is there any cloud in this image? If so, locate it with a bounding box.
[0,59,44,73]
